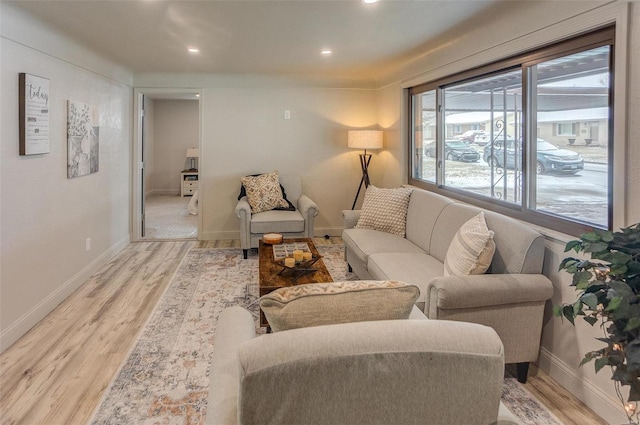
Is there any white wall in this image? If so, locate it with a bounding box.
[374,1,639,423]
[148,99,199,194]
[134,75,379,238]
[0,4,133,351]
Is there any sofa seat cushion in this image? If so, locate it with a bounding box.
[260,280,420,332]
[250,210,304,234]
[367,253,445,304]
[343,228,425,265]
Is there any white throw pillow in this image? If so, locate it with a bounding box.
[355,186,413,237]
[444,212,496,276]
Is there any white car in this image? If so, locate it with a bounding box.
[460,130,490,146]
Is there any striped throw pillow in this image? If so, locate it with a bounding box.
[444,212,495,276]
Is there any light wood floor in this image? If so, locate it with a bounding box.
[0,239,606,425]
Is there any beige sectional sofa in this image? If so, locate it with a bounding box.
[206,305,519,425]
[342,186,554,383]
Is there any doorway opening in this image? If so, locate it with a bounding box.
[133,89,203,241]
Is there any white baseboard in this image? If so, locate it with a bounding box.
[314,226,344,237]
[146,189,179,196]
[538,346,626,424]
[0,236,130,353]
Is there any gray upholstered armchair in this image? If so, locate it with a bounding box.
[235,174,319,259]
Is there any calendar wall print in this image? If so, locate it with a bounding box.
[19,73,50,155]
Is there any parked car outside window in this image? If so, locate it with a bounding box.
[460,130,490,146]
[425,140,480,162]
[483,138,584,174]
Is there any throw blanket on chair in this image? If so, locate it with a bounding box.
[188,190,198,215]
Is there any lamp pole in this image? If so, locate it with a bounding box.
[351,149,372,210]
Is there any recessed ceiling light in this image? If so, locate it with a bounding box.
[188,47,200,54]
[195,94,200,98]
[321,49,332,56]
[362,0,379,3]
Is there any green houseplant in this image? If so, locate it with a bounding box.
[555,223,640,424]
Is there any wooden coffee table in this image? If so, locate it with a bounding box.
[258,238,333,327]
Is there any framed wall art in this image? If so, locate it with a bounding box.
[19,73,50,155]
[67,100,99,178]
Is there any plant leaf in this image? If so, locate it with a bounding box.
[595,357,609,373]
[583,316,598,326]
[610,264,628,275]
[553,305,563,317]
[562,305,576,325]
[595,229,615,242]
[582,232,601,243]
[564,240,582,253]
[573,299,583,316]
[585,242,608,253]
[609,281,635,298]
[608,251,633,265]
[605,296,623,312]
[580,293,599,310]
[625,317,640,332]
[626,340,640,368]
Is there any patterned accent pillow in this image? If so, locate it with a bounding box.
[259,280,420,332]
[444,212,496,276]
[240,171,290,213]
[355,186,413,237]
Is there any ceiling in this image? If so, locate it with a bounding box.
[7,0,504,82]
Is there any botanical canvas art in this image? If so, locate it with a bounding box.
[67,101,99,178]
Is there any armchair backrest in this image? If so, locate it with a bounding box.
[278,174,301,204]
[237,319,505,425]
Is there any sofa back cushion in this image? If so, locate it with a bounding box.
[483,210,546,274]
[238,320,504,425]
[429,202,545,274]
[405,189,454,253]
[259,280,419,332]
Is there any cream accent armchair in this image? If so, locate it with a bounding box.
[235,174,319,259]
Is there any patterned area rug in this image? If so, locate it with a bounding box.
[90,246,563,425]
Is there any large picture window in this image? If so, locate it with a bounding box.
[409,27,613,235]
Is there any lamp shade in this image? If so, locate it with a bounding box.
[186,148,199,158]
[348,130,383,150]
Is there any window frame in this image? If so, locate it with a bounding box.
[407,26,615,236]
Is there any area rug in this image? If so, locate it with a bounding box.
[89,245,563,425]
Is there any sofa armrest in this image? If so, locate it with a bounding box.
[297,195,318,217]
[342,209,361,229]
[426,274,553,311]
[205,306,256,425]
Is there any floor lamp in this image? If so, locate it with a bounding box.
[348,130,383,209]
